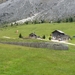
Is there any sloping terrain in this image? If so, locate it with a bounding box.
[0,22,75,75]
[0,0,75,23]
[0,0,8,4]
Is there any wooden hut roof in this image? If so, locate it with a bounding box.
[52,30,65,34]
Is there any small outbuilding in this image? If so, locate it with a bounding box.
[29,33,37,39]
[51,30,71,41]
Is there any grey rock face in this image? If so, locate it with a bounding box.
[0,0,75,23]
[0,0,8,4]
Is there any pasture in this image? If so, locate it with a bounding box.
[0,22,75,42]
[0,22,75,75]
[0,23,75,39]
[0,44,75,75]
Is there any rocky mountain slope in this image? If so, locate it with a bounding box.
[0,0,75,23]
[0,0,8,4]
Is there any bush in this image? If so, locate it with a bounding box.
[25,21,28,25]
[41,20,45,23]
[66,18,69,22]
[19,33,23,38]
[11,23,13,26]
[69,17,73,22]
[15,22,18,26]
[65,17,74,23]
[49,37,51,40]
[57,19,61,23]
[42,35,45,39]
[33,20,38,24]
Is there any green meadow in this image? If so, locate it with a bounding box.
[0,22,75,42]
[0,22,75,75]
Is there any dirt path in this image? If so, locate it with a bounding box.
[51,40,75,46]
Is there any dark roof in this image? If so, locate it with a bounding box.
[52,30,65,34]
[29,33,37,37]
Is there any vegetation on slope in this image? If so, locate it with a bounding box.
[0,0,7,4]
[0,23,75,75]
[0,22,75,43]
[0,44,75,75]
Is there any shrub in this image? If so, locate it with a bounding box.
[66,18,69,22]
[57,19,61,23]
[25,21,28,25]
[42,35,45,39]
[69,17,73,22]
[15,22,18,26]
[33,20,38,24]
[49,37,51,40]
[41,20,45,23]
[19,33,23,38]
[11,23,13,26]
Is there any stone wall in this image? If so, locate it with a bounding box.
[0,42,69,50]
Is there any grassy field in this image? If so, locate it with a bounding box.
[0,44,75,75]
[0,22,75,75]
[0,22,75,42]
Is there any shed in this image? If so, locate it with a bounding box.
[51,30,71,41]
[29,33,37,39]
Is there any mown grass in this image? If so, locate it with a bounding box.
[0,44,75,75]
[0,22,75,43]
[0,22,75,75]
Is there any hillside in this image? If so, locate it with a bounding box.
[0,0,7,4]
[0,0,75,23]
[0,22,75,43]
[0,23,75,75]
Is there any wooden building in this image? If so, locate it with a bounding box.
[51,30,71,41]
[29,33,37,39]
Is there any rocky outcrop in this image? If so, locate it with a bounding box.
[0,0,8,4]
